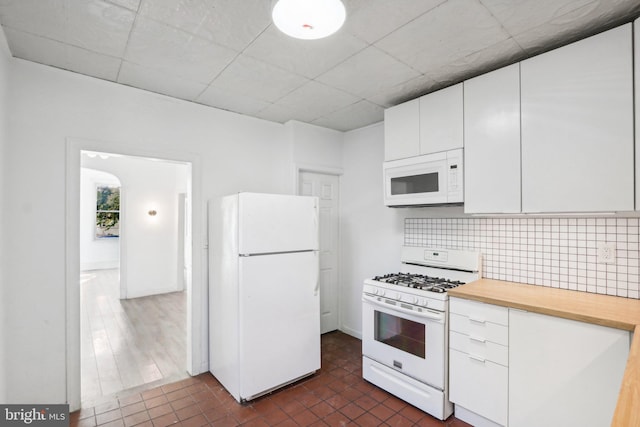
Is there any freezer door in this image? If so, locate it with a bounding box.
[238,193,319,255]
[238,251,321,400]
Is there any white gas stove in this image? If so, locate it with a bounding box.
[362,246,481,420]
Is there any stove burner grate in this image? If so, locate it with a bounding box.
[372,273,465,293]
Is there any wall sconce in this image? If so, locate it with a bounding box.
[148,210,157,216]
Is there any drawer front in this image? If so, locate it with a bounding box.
[450,348,508,426]
[449,331,508,366]
[450,297,508,326]
[450,313,509,346]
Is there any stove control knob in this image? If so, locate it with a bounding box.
[378,289,385,296]
[411,296,418,304]
[419,298,428,307]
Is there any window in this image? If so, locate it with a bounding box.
[96,185,120,238]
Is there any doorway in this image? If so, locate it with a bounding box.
[298,170,340,334]
[66,139,206,412]
[79,153,190,406]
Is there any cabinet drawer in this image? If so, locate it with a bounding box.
[449,313,509,346]
[450,331,508,366]
[450,348,508,426]
[450,297,508,326]
[450,313,508,346]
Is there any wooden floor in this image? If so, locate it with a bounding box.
[81,269,188,408]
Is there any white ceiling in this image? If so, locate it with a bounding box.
[1,0,639,131]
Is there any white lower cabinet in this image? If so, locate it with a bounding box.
[449,297,508,427]
[449,299,631,427]
[509,309,630,427]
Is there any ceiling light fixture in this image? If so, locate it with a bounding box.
[272,0,346,40]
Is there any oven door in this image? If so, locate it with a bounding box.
[362,294,445,390]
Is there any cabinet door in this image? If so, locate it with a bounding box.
[521,24,634,213]
[509,310,630,427]
[384,98,420,161]
[635,18,640,210]
[464,64,521,214]
[419,83,463,154]
[450,349,508,426]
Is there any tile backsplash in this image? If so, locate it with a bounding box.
[405,217,640,299]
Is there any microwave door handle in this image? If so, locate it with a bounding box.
[362,294,444,323]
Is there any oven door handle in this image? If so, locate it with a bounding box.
[362,295,444,323]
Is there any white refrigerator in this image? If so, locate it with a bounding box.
[208,192,321,403]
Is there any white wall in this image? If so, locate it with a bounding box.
[80,168,120,271]
[2,58,293,404]
[339,123,404,337]
[287,120,344,169]
[0,24,10,404]
[82,155,189,298]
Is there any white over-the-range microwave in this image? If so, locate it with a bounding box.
[383,149,463,207]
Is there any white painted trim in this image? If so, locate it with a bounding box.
[65,137,206,410]
[339,325,362,340]
[295,163,343,176]
[293,163,343,198]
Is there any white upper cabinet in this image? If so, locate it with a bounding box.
[464,64,521,214]
[384,98,420,161]
[521,24,634,213]
[419,83,463,154]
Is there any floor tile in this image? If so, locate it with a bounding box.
[72,331,468,427]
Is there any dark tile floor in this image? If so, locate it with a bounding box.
[71,332,470,427]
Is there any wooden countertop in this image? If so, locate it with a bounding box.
[447,279,640,427]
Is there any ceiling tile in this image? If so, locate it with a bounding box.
[316,45,421,99]
[254,103,303,124]
[367,74,439,108]
[343,0,445,43]
[4,28,121,81]
[312,100,383,132]
[375,0,511,73]
[65,43,122,81]
[118,61,208,100]
[104,0,140,12]
[208,54,309,103]
[243,26,367,79]
[0,0,67,42]
[275,80,361,120]
[3,27,66,66]
[196,84,272,116]
[428,37,525,85]
[65,0,136,57]
[512,0,640,55]
[139,0,271,51]
[2,0,639,132]
[480,0,595,37]
[124,16,238,84]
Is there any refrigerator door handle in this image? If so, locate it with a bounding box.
[313,251,320,296]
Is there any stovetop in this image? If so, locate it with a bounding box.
[371,272,465,293]
[363,247,481,309]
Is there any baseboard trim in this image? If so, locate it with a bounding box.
[339,325,362,340]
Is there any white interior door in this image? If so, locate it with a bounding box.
[298,171,340,334]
